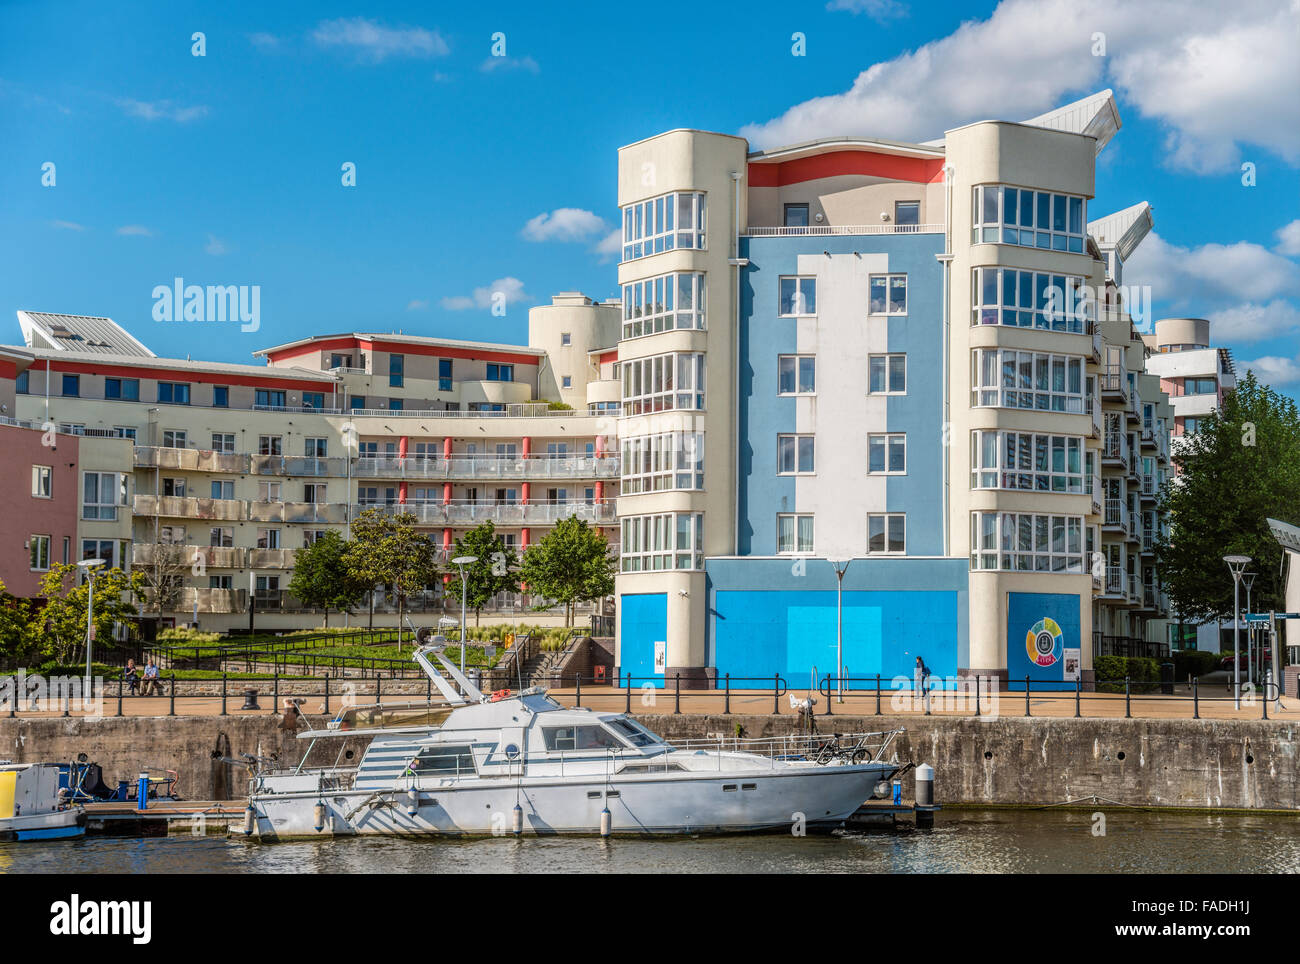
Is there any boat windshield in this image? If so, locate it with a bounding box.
[334,704,453,731]
[605,717,660,747]
[542,725,624,751]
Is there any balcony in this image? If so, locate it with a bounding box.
[1103,499,1130,536]
[345,403,613,419]
[134,495,246,521]
[283,501,348,524]
[1102,433,1129,469]
[248,548,297,568]
[351,455,619,481]
[134,446,247,473]
[742,223,944,237]
[351,500,617,526]
[1100,369,1129,403]
[1140,474,1157,499]
[134,544,247,568]
[1127,385,1143,423]
[180,587,247,614]
[1101,566,1127,598]
[1091,473,1103,516]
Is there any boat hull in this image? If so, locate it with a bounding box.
[0,808,87,842]
[246,762,894,840]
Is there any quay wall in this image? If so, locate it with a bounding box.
[1,714,1296,811]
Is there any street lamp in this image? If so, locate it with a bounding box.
[1224,555,1251,710]
[77,558,107,688]
[829,560,853,703]
[1242,571,1257,687]
[451,555,478,677]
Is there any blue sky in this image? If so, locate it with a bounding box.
[2,0,1298,396]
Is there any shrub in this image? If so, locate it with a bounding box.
[1095,655,1160,692]
[1173,650,1219,679]
[157,627,221,645]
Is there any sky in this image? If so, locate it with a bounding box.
[2,0,1298,396]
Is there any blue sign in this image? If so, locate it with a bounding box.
[1006,592,1081,689]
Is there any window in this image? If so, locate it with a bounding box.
[157,382,190,404]
[82,472,126,520]
[32,465,51,498]
[970,349,1085,413]
[256,528,281,550]
[213,385,230,407]
[113,426,137,440]
[621,432,704,493]
[621,352,705,415]
[29,535,50,571]
[438,358,452,392]
[486,364,514,382]
[621,272,706,338]
[211,433,235,454]
[16,371,29,394]
[777,514,815,554]
[970,511,1085,573]
[210,527,233,547]
[868,274,908,315]
[257,481,281,502]
[894,201,920,227]
[255,389,286,409]
[560,333,572,346]
[162,477,186,497]
[304,483,326,504]
[410,744,477,773]
[104,377,139,400]
[971,267,1092,333]
[158,525,185,545]
[621,191,706,261]
[970,431,1085,493]
[778,355,816,395]
[1184,377,1217,395]
[61,374,80,397]
[784,203,810,227]
[209,575,233,590]
[779,277,817,316]
[558,375,571,389]
[305,437,328,458]
[972,185,1085,252]
[303,530,328,547]
[302,392,324,410]
[388,354,404,388]
[777,434,815,474]
[388,398,404,411]
[330,353,352,370]
[868,354,907,394]
[211,480,234,500]
[58,423,85,435]
[350,396,367,411]
[542,727,621,751]
[867,514,906,554]
[162,430,187,448]
[1182,417,1204,435]
[620,512,704,572]
[258,435,282,456]
[868,434,907,474]
[81,539,118,569]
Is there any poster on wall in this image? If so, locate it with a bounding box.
[1063,648,1081,682]
[1006,592,1081,689]
[653,640,666,675]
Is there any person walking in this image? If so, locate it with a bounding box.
[915,656,932,715]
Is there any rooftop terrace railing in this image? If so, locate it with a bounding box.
[743,223,945,237]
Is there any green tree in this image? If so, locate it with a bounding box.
[33,564,145,666]
[289,531,367,626]
[445,522,520,627]
[518,516,615,627]
[343,508,440,636]
[0,579,40,670]
[1156,371,1300,624]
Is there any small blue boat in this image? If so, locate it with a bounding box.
[0,763,87,841]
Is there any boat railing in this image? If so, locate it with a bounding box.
[665,729,904,767]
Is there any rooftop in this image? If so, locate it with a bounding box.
[17,310,156,357]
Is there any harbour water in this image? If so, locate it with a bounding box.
[3,809,1299,873]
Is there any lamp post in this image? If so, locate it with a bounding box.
[1243,571,1257,687]
[1224,555,1251,710]
[451,555,478,676]
[77,558,106,690]
[830,560,853,703]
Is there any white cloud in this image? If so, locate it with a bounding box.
[521,208,607,242]
[740,0,1300,173]
[406,299,428,311]
[205,234,228,256]
[249,32,280,49]
[51,220,85,231]
[1205,301,1300,343]
[594,229,623,262]
[116,224,152,237]
[1125,232,1300,309]
[312,18,449,62]
[1239,355,1300,386]
[826,0,907,19]
[480,55,539,73]
[117,98,208,122]
[1276,220,1300,258]
[440,277,531,311]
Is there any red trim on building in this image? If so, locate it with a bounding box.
[597,350,619,365]
[262,336,542,368]
[748,150,945,187]
[33,359,335,392]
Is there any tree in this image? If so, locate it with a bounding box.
[1156,371,1300,625]
[518,517,615,627]
[289,531,367,626]
[445,522,520,626]
[33,564,145,666]
[0,579,39,670]
[342,508,440,636]
[140,541,187,618]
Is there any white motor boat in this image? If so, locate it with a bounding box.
[0,763,87,842]
[243,644,902,839]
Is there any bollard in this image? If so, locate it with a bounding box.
[674,674,681,715]
[723,674,731,715]
[116,678,123,717]
[136,772,149,812]
[1263,683,1269,720]
[221,673,228,716]
[1124,677,1131,718]
[323,675,330,715]
[825,675,833,717]
[575,673,582,709]
[1025,676,1031,717]
[625,674,631,713]
[241,688,261,711]
[876,675,881,715]
[426,676,432,703]
[376,674,382,703]
[62,691,70,717]
[272,674,280,714]
[1075,678,1081,718]
[1193,676,1199,719]
[168,676,176,716]
[914,763,936,829]
[773,674,780,715]
[975,675,980,717]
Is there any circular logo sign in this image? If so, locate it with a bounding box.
[1025,617,1063,667]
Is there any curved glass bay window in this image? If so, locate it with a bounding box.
[620,511,704,572]
[622,272,706,339]
[970,430,1085,493]
[622,192,706,261]
[970,511,1085,573]
[621,431,704,493]
[971,349,1085,413]
[972,185,1085,253]
[621,352,706,415]
[971,267,1092,334]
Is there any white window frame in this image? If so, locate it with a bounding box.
[970,511,1085,573]
[619,512,703,572]
[866,514,906,554]
[779,276,817,317]
[867,434,907,475]
[32,465,52,499]
[620,351,706,415]
[868,274,908,316]
[621,271,707,339]
[777,434,815,475]
[211,433,236,454]
[82,471,126,521]
[970,348,1086,414]
[621,432,704,494]
[867,354,907,395]
[777,355,816,396]
[971,267,1092,334]
[621,191,706,262]
[776,514,815,555]
[30,534,51,571]
[972,184,1086,253]
[970,430,1086,493]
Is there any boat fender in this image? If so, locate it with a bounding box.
[242,806,255,836]
[511,803,523,836]
[600,807,612,838]
[406,787,419,816]
[314,800,327,833]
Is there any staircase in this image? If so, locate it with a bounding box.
[520,649,565,688]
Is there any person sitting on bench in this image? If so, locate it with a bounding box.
[140,657,163,697]
[124,659,140,696]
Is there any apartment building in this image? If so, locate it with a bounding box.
[3,302,622,630]
[612,89,1176,688]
